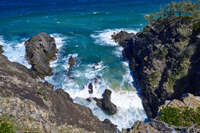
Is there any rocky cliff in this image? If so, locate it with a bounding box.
[113,16,200,119]
[112,16,200,132]
[0,33,119,133]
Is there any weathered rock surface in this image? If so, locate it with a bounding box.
[94,89,117,115]
[113,17,200,118]
[0,45,3,54]
[0,44,119,133]
[159,93,200,112]
[122,120,173,133]
[25,32,57,78]
[111,31,135,47]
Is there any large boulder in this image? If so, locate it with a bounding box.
[94,89,117,115]
[25,32,57,78]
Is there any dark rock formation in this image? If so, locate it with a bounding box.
[112,31,135,47]
[94,89,117,115]
[0,45,3,54]
[122,120,172,133]
[113,17,200,119]
[0,45,119,133]
[25,32,57,78]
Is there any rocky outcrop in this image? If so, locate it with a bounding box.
[122,120,173,133]
[94,89,117,115]
[113,17,200,118]
[0,44,119,133]
[0,45,3,54]
[112,31,135,47]
[0,96,92,133]
[159,93,200,112]
[25,32,57,78]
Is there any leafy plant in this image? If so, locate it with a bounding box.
[0,122,15,133]
[145,0,200,23]
[158,107,200,127]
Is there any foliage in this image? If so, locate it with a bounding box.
[149,72,160,88]
[158,107,200,127]
[193,22,200,32]
[0,122,15,133]
[145,0,200,23]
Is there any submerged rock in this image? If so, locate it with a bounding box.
[94,89,117,115]
[25,32,57,78]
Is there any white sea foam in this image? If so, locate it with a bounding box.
[0,36,31,68]
[66,77,146,130]
[50,57,147,130]
[50,33,66,49]
[0,33,66,69]
[91,29,137,46]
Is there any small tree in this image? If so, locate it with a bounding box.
[145,0,200,24]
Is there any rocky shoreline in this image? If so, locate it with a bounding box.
[0,5,200,133]
[113,16,200,132]
[0,33,119,133]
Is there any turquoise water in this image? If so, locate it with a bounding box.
[0,0,175,130]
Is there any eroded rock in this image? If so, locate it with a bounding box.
[112,31,135,47]
[25,32,57,78]
[117,17,200,118]
[94,89,117,115]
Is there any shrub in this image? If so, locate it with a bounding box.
[145,0,200,23]
[0,122,15,133]
[158,107,200,127]
[193,22,200,32]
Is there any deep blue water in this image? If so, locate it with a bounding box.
[0,0,177,130]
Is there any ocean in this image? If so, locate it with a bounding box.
[0,0,175,130]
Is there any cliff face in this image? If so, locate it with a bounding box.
[0,33,119,133]
[113,16,200,118]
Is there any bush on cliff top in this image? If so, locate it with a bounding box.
[158,107,200,127]
[0,122,15,133]
[145,0,200,23]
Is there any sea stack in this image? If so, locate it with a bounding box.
[94,89,117,115]
[25,32,58,78]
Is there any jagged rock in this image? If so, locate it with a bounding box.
[25,32,58,78]
[94,89,117,115]
[159,93,200,112]
[122,121,164,133]
[0,45,3,54]
[117,16,200,118]
[0,44,119,133]
[112,31,135,47]
[68,55,76,68]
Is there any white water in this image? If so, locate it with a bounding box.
[0,29,147,130]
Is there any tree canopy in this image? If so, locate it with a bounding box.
[145,0,200,23]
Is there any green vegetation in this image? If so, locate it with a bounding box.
[36,88,48,101]
[158,107,200,127]
[177,25,191,37]
[0,122,15,133]
[145,0,200,23]
[0,116,15,133]
[193,22,200,32]
[149,72,160,89]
